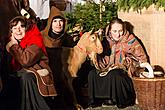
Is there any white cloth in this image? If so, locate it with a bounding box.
[140,62,154,78]
[29,0,50,19]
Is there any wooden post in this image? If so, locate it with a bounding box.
[99,0,105,40]
[100,0,103,29]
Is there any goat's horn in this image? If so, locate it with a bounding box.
[89,27,95,34]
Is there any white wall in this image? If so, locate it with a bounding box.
[65,0,101,12]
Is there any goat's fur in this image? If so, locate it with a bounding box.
[60,31,103,109]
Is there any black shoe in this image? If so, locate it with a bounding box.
[117,103,134,108]
[87,103,100,109]
[102,100,115,107]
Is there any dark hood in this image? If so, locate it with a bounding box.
[41,6,67,38]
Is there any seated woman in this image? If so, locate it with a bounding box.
[6,16,56,110]
[88,18,148,108]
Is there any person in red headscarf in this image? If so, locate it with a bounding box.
[6,16,56,110]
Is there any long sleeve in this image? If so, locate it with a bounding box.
[126,34,148,63]
[9,44,43,67]
[94,38,112,71]
[122,34,148,77]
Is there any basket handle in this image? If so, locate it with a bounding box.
[140,62,154,78]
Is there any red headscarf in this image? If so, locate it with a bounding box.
[20,24,47,55]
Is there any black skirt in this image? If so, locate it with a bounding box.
[88,68,136,107]
[18,72,51,110]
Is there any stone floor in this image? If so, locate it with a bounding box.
[85,104,141,110]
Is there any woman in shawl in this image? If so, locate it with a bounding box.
[6,16,56,110]
[88,18,149,108]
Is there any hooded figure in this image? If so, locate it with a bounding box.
[42,7,75,48]
[41,7,76,107]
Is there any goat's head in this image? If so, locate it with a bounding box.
[77,30,103,60]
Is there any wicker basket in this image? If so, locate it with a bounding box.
[133,77,165,110]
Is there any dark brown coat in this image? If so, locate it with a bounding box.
[7,44,56,96]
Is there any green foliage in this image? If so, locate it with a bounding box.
[116,0,165,12]
[64,2,117,32]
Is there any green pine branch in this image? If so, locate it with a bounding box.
[116,0,164,12]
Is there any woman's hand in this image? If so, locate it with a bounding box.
[6,34,18,52]
[10,33,18,43]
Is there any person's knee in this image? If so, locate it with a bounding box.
[109,69,126,77]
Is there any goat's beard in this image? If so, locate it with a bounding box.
[88,52,100,70]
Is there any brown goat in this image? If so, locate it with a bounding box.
[60,30,103,110]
